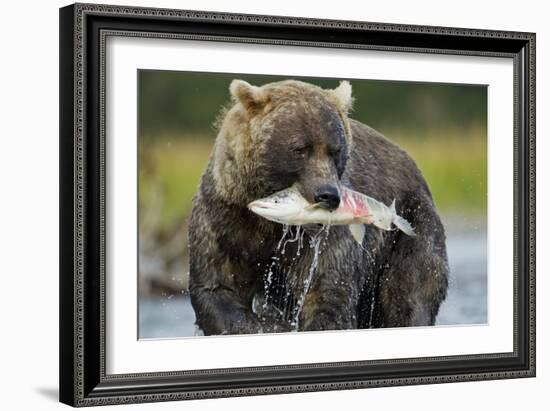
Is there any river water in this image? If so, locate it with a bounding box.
[139,231,487,338]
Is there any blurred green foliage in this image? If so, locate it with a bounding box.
[392,128,486,215]
[139,70,486,138]
[139,70,487,231]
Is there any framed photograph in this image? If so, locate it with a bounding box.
[59,3,536,407]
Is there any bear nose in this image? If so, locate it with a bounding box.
[314,185,340,210]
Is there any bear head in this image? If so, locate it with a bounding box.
[212,79,354,209]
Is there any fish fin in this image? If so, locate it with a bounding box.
[349,224,366,244]
[390,199,396,213]
[392,214,416,236]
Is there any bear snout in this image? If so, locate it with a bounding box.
[314,184,341,210]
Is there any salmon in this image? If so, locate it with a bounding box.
[248,185,415,244]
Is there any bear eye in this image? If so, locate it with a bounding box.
[329,147,342,157]
[293,146,308,157]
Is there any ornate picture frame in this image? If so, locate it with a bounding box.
[59,3,535,407]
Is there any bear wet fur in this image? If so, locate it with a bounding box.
[189,79,449,335]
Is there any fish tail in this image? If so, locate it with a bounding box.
[390,200,416,236]
[393,215,416,236]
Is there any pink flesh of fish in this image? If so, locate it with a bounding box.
[337,188,375,223]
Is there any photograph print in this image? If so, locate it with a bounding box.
[138,71,487,338]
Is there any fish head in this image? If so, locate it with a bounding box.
[247,188,308,224]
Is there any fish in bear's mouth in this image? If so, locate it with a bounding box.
[248,184,416,244]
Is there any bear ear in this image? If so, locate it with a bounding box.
[330,80,354,113]
[229,79,269,112]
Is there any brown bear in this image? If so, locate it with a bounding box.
[189,79,448,335]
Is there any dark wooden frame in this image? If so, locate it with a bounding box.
[59,3,536,407]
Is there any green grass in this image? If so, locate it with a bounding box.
[139,128,487,231]
[390,127,487,217]
[139,136,214,229]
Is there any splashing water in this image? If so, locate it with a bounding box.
[276,224,291,251]
[262,256,278,313]
[262,225,304,313]
[279,225,304,255]
[292,224,331,330]
[260,224,331,331]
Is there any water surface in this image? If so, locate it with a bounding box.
[139,231,487,338]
